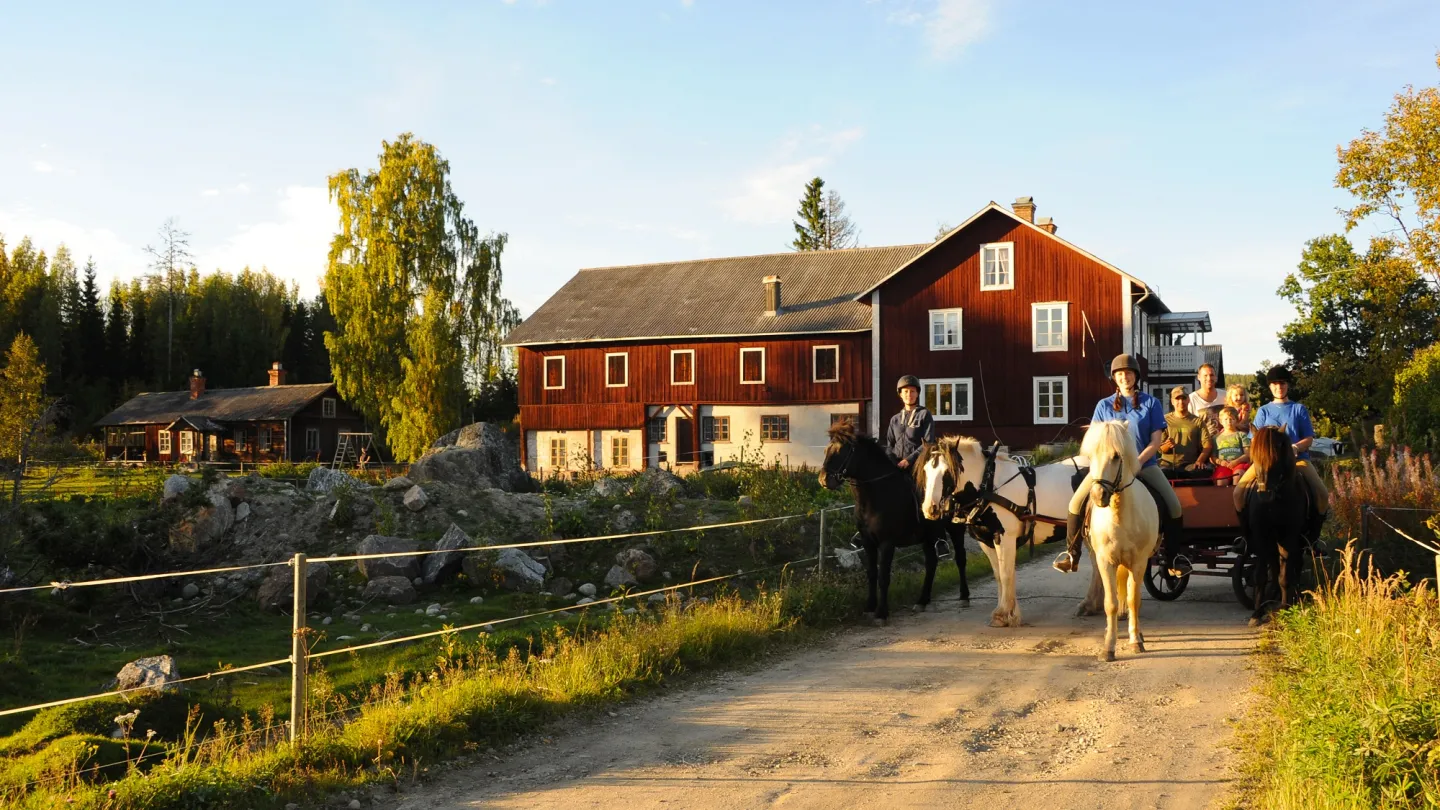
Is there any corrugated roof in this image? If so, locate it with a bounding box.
[503,244,929,346]
[95,383,336,427]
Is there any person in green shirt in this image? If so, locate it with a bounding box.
[1160,385,1215,477]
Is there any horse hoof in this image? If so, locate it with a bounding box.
[912,604,927,614]
[1248,616,1264,628]
[989,617,1007,628]
[959,599,971,609]
[873,617,889,627]
[1076,604,1102,618]
[1128,641,1146,654]
[1098,649,1116,663]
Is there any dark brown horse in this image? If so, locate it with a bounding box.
[1242,426,1309,626]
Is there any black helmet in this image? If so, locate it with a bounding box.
[1266,365,1294,384]
[896,375,920,391]
[1110,354,1140,376]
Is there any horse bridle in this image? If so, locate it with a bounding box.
[829,440,903,486]
[1092,453,1136,507]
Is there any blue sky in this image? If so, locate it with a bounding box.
[2,0,1438,374]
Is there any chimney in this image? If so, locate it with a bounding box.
[763,275,782,316]
[1012,196,1036,224]
[189,369,206,399]
[1037,216,1057,234]
[268,361,287,387]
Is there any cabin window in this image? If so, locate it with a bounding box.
[921,378,974,421]
[322,397,337,418]
[258,426,272,451]
[702,415,730,443]
[647,416,667,443]
[544,356,566,390]
[179,432,194,455]
[813,345,839,383]
[605,353,629,387]
[980,242,1014,290]
[670,350,695,385]
[929,308,963,350]
[740,348,766,384]
[1032,302,1068,352]
[610,437,629,468]
[1034,377,1068,425]
[158,432,172,455]
[760,415,790,441]
[549,438,567,469]
[234,429,246,452]
[305,427,321,453]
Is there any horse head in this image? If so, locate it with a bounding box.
[1081,421,1139,508]
[1249,426,1296,493]
[917,437,966,520]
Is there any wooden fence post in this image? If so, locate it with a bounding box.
[817,509,826,575]
[289,552,308,744]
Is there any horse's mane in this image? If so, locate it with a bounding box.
[1249,426,1295,490]
[1081,420,1139,478]
[913,437,964,488]
[827,420,858,445]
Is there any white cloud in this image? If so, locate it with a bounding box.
[0,207,147,283]
[32,160,53,174]
[884,0,994,60]
[201,189,220,197]
[721,127,865,224]
[194,185,337,296]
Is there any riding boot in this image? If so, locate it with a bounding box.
[1052,512,1085,573]
[1303,510,1328,553]
[1163,514,1192,577]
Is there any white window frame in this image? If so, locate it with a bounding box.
[179,431,194,454]
[920,377,974,421]
[543,356,566,390]
[159,432,172,454]
[1033,376,1069,425]
[233,429,246,452]
[604,352,629,388]
[812,345,840,383]
[979,242,1015,291]
[670,349,695,386]
[258,426,272,451]
[1031,302,1069,352]
[305,427,321,452]
[549,437,567,469]
[322,397,337,418]
[610,436,629,468]
[740,347,766,385]
[929,308,963,351]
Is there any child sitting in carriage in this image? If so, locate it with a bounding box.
[1212,405,1251,478]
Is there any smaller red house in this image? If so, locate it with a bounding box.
[95,363,365,463]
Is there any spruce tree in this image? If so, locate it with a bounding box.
[104,283,128,389]
[791,177,828,251]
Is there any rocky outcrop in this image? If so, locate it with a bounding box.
[463,547,546,592]
[256,561,331,613]
[634,468,685,497]
[306,467,358,494]
[415,422,525,491]
[115,655,180,693]
[402,485,429,512]
[615,548,659,583]
[362,575,417,605]
[355,535,420,581]
[591,477,630,498]
[382,476,414,492]
[421,524,472,585]
[170,490,234,549]
[604,565,638,588]
[162,474,193,502]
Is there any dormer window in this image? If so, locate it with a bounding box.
[980,242,1014,290]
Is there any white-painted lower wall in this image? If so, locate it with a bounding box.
[527,427,642,477]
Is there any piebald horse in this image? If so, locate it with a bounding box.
[918,436,1083,628]
[1081,420,1160,661]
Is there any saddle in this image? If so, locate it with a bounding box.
[1071,465,1166,521]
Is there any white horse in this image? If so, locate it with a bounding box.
[919,436,1084,628]
[1080,420,1161,661]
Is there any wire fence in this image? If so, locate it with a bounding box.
[1358,505,1440,583]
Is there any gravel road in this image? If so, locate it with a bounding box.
[391,555,1259,810]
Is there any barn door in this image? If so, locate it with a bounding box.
[675,417,695,465]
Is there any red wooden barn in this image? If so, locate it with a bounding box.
[504,197,1223,474]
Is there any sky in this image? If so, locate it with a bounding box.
[2,0,1438,375]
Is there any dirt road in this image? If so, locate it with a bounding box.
[393,557,1259,810]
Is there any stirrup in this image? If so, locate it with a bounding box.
[934,537,955,561]
[1167,554,1193,578]
[1052,551,1076,573]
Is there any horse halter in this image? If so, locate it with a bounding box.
[1093,453,1135,507]
[828,440,900,486]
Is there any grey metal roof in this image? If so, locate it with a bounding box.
[1152,311,1213,333]
[165,415,227,433]
[95,383,336,427]
[503,244,930,346]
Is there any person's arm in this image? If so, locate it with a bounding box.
[1292,405,1315,454]
[1138,429,1163,466]
[1197,420,1216,466]
[885,417,901,462]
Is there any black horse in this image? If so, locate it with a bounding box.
[1242,426,1309,626]
[819,422,968,623]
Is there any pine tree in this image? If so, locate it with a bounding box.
[127,289,151,387]
[104,283,128,389]
[791,177,828,251]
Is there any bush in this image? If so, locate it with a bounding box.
[1392,342,1440,452]
[1329,447,1440,581]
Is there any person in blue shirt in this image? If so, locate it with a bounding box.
[1234,365,1329,537]
[886,375,935,470]
[1054,354,1191,577]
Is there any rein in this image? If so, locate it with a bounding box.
[832,440,903,486]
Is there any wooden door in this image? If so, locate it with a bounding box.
[675,417,695,464]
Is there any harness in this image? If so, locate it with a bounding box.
[947,442,1066,551]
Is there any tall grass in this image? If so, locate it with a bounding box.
[1328,448,1440,580]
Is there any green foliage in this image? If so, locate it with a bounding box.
[0,332,48,464]
[13,496,162,572]
[1391,343,1440,452]
[791,177,828,251]
[1328,448,1440,581]
[253,461,320,481]
[1029,441,1080,466]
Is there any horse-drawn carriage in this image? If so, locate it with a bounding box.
[1137,475,1268,607]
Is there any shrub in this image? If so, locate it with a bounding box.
[1329,447,1440,580]
[1392,342,1440,452]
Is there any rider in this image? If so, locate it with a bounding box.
[1233,365,1329,538]
[1053,354,1191,577]
[886,375,935,470]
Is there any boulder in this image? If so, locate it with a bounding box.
[403,485,429,512]
[382,476,414,492]
[235,502,251,522]
[162,474,192,502]
[422,524,471,585]
[634,468,685,497]
[181,583,200,599]
[737,495,754,507]
[548,577,574,598]
[170,491,234,549]
[415,422,525,491]
[362,576,417,605]
[591,477,630,498]
[114,655,180,693]
[615,548,659,583]
[355,536,420,581]
[463,548,547,592]
[578,582,597,597]
[256,562,331,613]
[604,565,638,588]
[306,467,357,494]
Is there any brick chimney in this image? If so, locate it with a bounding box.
[763,275,782,316]
[268,361,287,387]
[189,369,205,399]
[1037,216,1058,234]
[1012,196,1036,223]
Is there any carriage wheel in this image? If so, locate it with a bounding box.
[1143,557,1189,600]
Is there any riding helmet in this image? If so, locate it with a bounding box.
[1266,365,1294,384]
[1109,354,1140,376]
[896,374,921,392]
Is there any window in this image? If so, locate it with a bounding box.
[610,437,629,468]
[929,308,963,351]
[258,426,272,451]
[980,242,1014,290]
[305,427,321,452]
[1034,376,1069,425]
[179,432,193,454]
[830,413,860,431]
[549,438,567,468]
[159,432,172,454]
[647,416,667,443]
[760,415,790,441]
[322,397,337,418]
[670,350,695,385]
[605,352,628,387]
[702,415,730,443]
[740,347,766,384]
[1032,302,1068,352]
[543,356,565,390]
[921,378,974,421]
[813,345,839,383]
[234,429,246,452]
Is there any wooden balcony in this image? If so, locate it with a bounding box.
[1145,344,1223,375]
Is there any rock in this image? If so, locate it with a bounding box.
[412,577,423,587]
[576,597,595,605]
[612,510,637,532]
[181,583,200,599]
[171,490,234,549]
[623,608,638,615]
[162,474,192,502]
[647,593,667,603]
[456,509,468,517]
[615,548,659,583]
[350,800,363,810]
[306,466,357,494]
[234,502,251,522]
[382,476,414,492]
[426,603,444,617]
[256,562,330,613]
[360,624,372,633]
[421,422,526,490]
[604,565,638,588]
[591,477,630,498]
[422,524,471,585]
[578,583,597,597]
[114,655,180,693]
[355,536,420,581]
[634,468,685,497]
[403,485,429,512]
[362,576,417,605]
[322,616,332,625]
[548,577,573,598]
[469,596,484,604]
[463,548,547,592]
[737,495,754,507]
